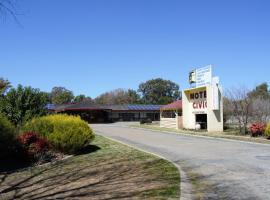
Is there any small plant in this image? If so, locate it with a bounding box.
[264,122,270,139]
[17,132,52,163]
[249,123,266,137]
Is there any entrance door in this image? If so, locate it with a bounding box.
[195,114,207,129]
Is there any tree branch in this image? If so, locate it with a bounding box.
[0,0,21,25]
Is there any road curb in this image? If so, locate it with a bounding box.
[129,126,270,147]
[95,131,194,200]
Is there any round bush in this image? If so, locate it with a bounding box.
[22,117,53,137]
[249,122,266,137]
[17,132,51,163]
[0,113,17,158]
[22,114,94,154]
[265,122,270,139]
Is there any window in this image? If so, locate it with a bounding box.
[161,111,176,118]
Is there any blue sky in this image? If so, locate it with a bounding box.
[0,0,269,97]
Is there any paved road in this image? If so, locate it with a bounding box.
[92,123,270,200]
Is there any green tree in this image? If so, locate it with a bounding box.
[248,82,270,99]
[248,83,270,123]
[138,78,180,104]
[50,87,74,104]
[74,94,93,103]
[0,84,49,126]
[126,89,141,104]
[0,78,11,95]
[95,88,141,104]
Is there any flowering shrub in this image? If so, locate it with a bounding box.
[29,138,50,154]
[17,132,51,162]
[249,123,266,137]
[17,132,38,147]
[23,114,95,154]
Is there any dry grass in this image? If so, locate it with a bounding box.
[0,135,180,200]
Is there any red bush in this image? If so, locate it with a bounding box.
[249,123,266,137]
[17,132,38,146]
[17,132,50,157]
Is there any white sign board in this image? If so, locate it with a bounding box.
[195,65,212,87]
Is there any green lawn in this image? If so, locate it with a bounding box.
[0,135,180,200]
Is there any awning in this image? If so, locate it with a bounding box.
[160,100,182,111]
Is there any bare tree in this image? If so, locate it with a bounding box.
[226,86,253,134]
[0,0,20,23]
[95,89,141,105]
[223,96,234,128]
[252,97,270,123]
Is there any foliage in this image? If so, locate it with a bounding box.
[0,77,11,95]
[126,89,141,104]
[0,84,49,126]
[0,113,17,158]
[74,94,93,103]
[50,87,74,104]
[16,132,52,163]
[22,116,53,137]
[23,114,95,154]
[17,132,50,155]
[265,123,270,138]
[138,78,180,105]
[248,82,270,99]
[95,88,141,104]
[249,123,266,137]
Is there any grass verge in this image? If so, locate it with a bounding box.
[131,124,270,145]
[0,135,180,200]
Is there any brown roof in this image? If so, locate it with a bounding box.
[161,100,182,110]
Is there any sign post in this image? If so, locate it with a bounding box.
[184,65,223,132]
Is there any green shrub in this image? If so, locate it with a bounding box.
[265,122,270,139]
[0,113,17,158]
[22,117,53,137]
[22,114,95,154]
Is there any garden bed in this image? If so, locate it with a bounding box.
[0,135,180,200]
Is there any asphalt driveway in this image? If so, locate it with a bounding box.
[92,123,270,200]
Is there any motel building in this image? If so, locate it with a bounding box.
[48,102,162,123]
[160,65,223,132]
[48,66,223,132]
